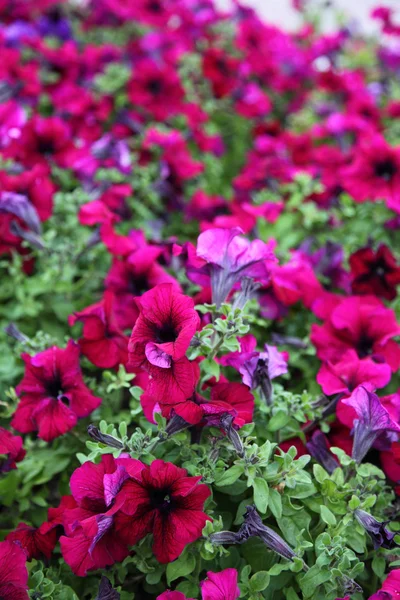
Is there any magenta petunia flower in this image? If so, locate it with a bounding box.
[6,522,57,562]
[128,283,200,402]
[11,341,102,442]
[114,459,211,564]
[200,569,240,600]
[60,454,143,576]
[128,60,184,121]
[196,228,276,307]
[0,539,29,599]
[342,386,400,463]
[311,296,400,372]
[317,350,392,396]
[69,291,128,369]
[0,427,25,473]
[350,244,400,300]
[342,134,400,214]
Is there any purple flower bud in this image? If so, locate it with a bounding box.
[87,425,124,449]
[306,430,338,474]
[343,386,400,463]
[271,333,308,349]
[209,530,248,545]
[243,505,297,561]
[95,575,120,600]
[10,221,46,250]
[164,411,190,437]
[4,323,29,344]
[354,509,397,550]
[220,413,244,457]
[0,192,41,234]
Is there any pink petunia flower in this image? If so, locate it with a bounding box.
[69,291,128,369]
[0,540,29,599]
[0,427,25,473]
[311,296,400,372]
[11,340,102,442]
[113,459,211,563]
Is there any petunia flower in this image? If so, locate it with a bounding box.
[368,569,400,599]
[69,291,128,369]
[221,334,288,403]
[0,427,25,473]
[0,540,29,599]
[350,244,400,300]
[317,350,392,396]
[354,509,397,550]
[311,296,400,372]
[6,522,57,562]
[60,454,143,576]
[342,386,400,463]
[200,569,240,600]
[196,228,276,308]
[128,283,200,403]
[114,459,211,563]
[11,341,102,442]
[342,134,400,214]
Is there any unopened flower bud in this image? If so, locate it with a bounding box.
[220,413,244,457]
[87,425,124,449]
[243,505,297,561]
[164,411,190,438]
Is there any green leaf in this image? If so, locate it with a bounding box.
[269,488,283,519]
[348,495,360,510]
[253,478,269,513]
[372,555,386,579]
[201,357,220,380]
[215,465,243,487]
[268,411,291,432]
[300,566,332,598]
[249,571,270,592]
[320,505,336,526]
[166,550,196,584]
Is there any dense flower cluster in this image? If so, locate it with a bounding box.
[1,0,400,599]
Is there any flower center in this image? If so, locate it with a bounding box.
[147,79,162,95]
[150,488,172,511]
[38,139,55,155]
[156,323,177,343]
[374,159,396,181]
[147,0,162,12]
[357,334,373,359]
[45,375,65,399]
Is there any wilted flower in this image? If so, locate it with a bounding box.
[243,505,297,561]
[306,430,338,474]
[354,509,397,549]
[95,576,120,600]
[342,386,400,463]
